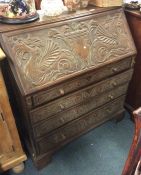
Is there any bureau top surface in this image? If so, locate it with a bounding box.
[0,6,120,33]
[0,6,136,95]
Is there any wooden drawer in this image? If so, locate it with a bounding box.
[33,83,128,138]
[37,96,125,155]
[31,57,133,107]
[30,69,132,125]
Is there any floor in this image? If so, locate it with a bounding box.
[7,112,134,175]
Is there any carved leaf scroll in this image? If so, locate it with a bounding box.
[7,11,134,93]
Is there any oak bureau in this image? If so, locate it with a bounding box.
[0,6,136,169]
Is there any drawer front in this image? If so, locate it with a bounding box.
[31,57,133,107]
[30,70,132,124]
[37,96,125,155]
[33,83,128,138]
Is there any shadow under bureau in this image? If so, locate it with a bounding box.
[0,6,136,169]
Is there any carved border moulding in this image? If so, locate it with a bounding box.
[5,11,136,95]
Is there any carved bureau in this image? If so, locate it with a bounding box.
[0,6,136,169]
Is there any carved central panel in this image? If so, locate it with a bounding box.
[7,11,135,93]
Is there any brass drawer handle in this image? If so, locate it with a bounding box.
[106,108,112,113]
[59,89,65,95]
[61,133,66,140]
[60,117,65,123]
[86,76,92,81]
[77,82,81,87]
[112,81,117,87]
[112,67,118,73]
[93,114,97,118]
[108,95,114,100]
[59,104,65,110]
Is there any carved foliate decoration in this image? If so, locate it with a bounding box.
[7,11,135,93]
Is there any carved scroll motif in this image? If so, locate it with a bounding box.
[8,12,133,91]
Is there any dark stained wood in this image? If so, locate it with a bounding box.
[122,107,141,175]
[125,10,141,112]
[34,0,41,10]
[0,7,136,169]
